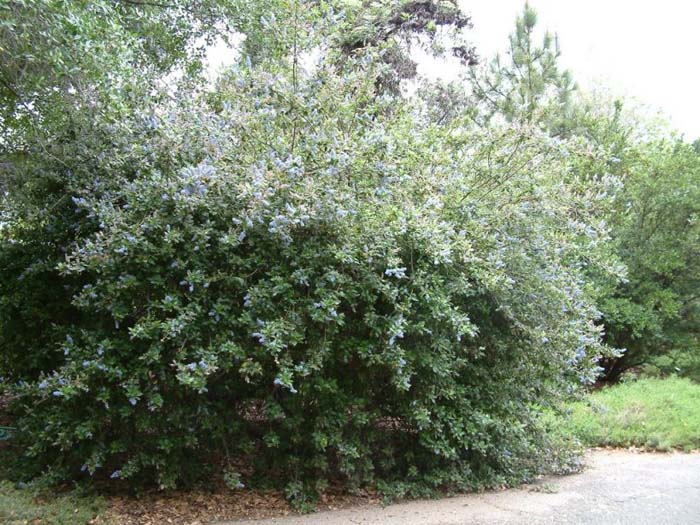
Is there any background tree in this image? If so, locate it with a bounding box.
[334,0,477,94]
[0,0,251,143]
[468,2,575,133]
[598,140,700,380]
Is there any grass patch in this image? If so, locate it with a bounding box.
[0,481,109,525]
[564,377,700,451]
[0,448,109,525]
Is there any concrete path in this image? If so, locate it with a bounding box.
[220,451,700,525]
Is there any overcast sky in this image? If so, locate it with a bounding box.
[460,0,700,139]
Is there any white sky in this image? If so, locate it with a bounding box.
[461,0,700,139]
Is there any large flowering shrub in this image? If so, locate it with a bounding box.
[1,52,619,502]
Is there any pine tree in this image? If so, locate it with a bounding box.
[469,3,575,132]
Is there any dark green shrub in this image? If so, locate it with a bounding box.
[2,56,613,502]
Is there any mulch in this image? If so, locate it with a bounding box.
[105,486,379,525]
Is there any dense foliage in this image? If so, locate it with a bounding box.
[0,0,697,506]
[599,140,700,380]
